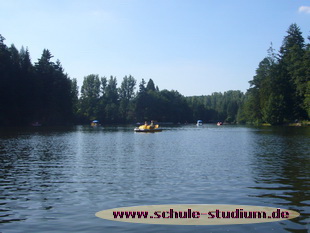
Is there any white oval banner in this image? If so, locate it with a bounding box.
[95,204,300,225]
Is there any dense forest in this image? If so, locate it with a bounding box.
[239,23,310,125]
[0,23,309,126]
[0,36,75,126]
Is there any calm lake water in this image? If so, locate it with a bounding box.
[0,125,309,233]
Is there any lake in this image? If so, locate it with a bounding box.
[0,125,309,232]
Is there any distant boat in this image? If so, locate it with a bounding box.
[196,120,203,126]
[217,122,223,126]
[134,121,162,133]
[91,120,100,127]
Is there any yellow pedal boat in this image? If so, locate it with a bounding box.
[134,123,162,132]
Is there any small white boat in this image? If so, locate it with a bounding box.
[196,120,203,126]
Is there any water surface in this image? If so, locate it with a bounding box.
[0,125,309,232]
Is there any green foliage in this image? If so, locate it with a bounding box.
[79,74,101,121]
[262,94,285,125]
[304,81,310,117]
[186,91,244,123]
[1,24,308,126]
[34,51,74,125]
[71,78,79,122]
[241,23,309,125]
[104,76,119,123]
[133,79,192,123]
[138,78,146,93]
[0,38,75,126]
[303,41,310,118]
[146,78,156,92]
[119,75,136,122]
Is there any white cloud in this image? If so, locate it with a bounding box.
[298,6,310,14]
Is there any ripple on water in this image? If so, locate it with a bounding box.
[0,125,309,232]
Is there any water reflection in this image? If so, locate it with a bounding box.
[0,127,76,226]
[249,127,310,232]
[0,125,309,232]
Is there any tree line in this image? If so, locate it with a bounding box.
[76,75,192,124]
[65,74,245,124]
[0,36,75,126]
[237,23,310,125]
[0,23,309,126]
[185,23,309,125]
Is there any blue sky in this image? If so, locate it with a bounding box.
[1,0,309,96]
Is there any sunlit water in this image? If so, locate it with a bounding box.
[0,125,309,232]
